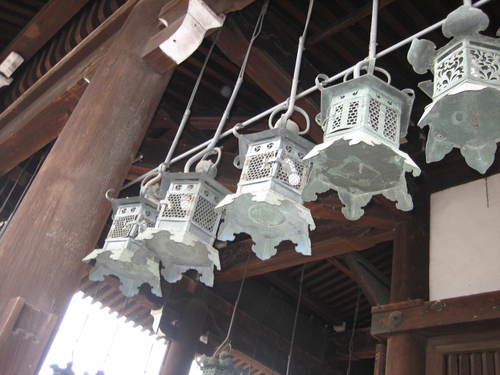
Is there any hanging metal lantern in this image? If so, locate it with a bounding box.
[138,154,230,287]
[83,196,161,297]
[303,69,421,220]
[407,4,500,173]
[216,115,315,260]
[199,352,240,375]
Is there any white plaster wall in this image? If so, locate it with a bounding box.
[430,173,500,301]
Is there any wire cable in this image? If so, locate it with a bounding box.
[213,254,251,357]
[346,291,361,375]
[286,265,305,375]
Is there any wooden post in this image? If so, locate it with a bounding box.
[160,298,207,375]
[0,1,172,373]
[385,334,425,375]
[384,190,430,375]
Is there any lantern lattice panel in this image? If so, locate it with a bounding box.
[216,127,316,260]
[407,4,500,174]
[320,77,406,147]
[83,197,161,297]
[138,172,230,287]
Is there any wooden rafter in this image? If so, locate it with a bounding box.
[0,0,92,63]
[308,0,399,46]
[216,229,394,282]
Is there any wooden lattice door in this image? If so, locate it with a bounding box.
[426,331,500,375]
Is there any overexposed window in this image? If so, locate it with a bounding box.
[38,291,168,375]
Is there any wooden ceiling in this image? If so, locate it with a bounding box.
[0,0,499,372]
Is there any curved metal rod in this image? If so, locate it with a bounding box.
[184,0,269,173]
[162,29,221,169]
[278,0,315,128]
[121,0,492,191]
[367,0,379,72]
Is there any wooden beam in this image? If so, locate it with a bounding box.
[335,328,378,360]
[306,202,396,231]
[230,349,281,375]
[308,0,399,46]
[216,18,323,142]
[0,0,92,63]
[216,230,394,282]
[372,290,500,337]
[0,0,138,176]
[344,252,389,306]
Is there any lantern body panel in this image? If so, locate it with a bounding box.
[216,128,316,260]
[304,75,420,220]
[83,197,161,297]
[407,5,500,173]
[319,75,413,147]
[139,173,229,286]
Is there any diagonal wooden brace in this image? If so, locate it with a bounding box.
[143,0,225,73]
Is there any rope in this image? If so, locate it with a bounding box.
[183,0,269,173]
[286,265,305,375]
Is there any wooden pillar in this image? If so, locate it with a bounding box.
[0,1,172,373]
[160,298,207,375]
[384,191,430,375]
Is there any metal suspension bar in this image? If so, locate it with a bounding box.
[121,0,493,190]
[183,0,269,173]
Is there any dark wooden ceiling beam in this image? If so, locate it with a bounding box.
[308,0,399,47]
[0,0,93,63]
[344,252,390,306]
[216,229,394,282]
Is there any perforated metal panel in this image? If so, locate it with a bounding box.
[192,195,218,233]
[326,103,344,131]
[368,98,381,132]
[346,100,360,127]
[161,193,194,219]
[241,150,278,182]
[109,214,137,238]
[383,107,399,141]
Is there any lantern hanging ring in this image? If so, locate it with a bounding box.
[346,59,392,83]
[139,169,162,198]
[105,188,116,202]
[268,105,311,134]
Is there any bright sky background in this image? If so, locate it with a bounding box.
[38,292,168,375]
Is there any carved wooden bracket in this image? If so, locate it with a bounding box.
[143,0,225,73]
[0,297,58,374]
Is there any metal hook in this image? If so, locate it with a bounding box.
[268,105,311,135]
